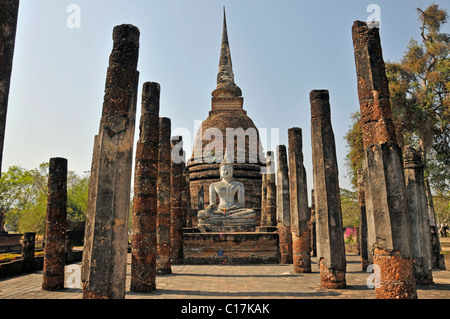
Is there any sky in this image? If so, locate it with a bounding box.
[3,0,450,195]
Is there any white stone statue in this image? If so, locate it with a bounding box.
[198,151,256,232]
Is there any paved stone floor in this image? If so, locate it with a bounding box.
[0,253,449,299]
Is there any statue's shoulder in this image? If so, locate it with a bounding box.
[230,180,244,188]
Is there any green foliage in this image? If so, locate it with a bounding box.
[345,4,450,194]
[385,4,450,193]
[344,112,364,189]
[340,188,359,228]
[0,163,89,235]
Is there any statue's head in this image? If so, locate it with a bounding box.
[220,150,234,179]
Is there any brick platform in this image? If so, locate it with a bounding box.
[183,232,279,264]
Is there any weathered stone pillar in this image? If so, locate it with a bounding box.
[310,189,317,257]
[352,20,417,299]
[276,145,293,264]
[403,146,433,285]
[157,117,172,275]
[0,0,20,176]
[357,168,369,271]
[22,232,35,273]
[81,24,140,299]
[130,82,160,293]
[198,185,205,211]
[65,230,74,263]
[310,90,346,288]
[261,171,267,226]
[260,151,277,230]
[184,167,193,228]
[288,128,311,273]
[42,158,68,291]
[171,136,184,264]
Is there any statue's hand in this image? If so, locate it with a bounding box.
[205,204,216,213]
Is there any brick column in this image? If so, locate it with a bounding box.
[0,0,19,176]
[276,145,292,264]
[310,189,317,257]
[82,24,140,299]
[130,82,160,292]
[157,117,172,275]
[310,91,346,288]
[260,151,277,230]
[42,158,68,291]
[403,146,433,285]
[22,232,35,273]
[171,136,184,264]
[288,128,311,273]
[352,20,416,299]
[357,169,369,271]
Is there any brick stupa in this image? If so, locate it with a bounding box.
[187,9,265,226]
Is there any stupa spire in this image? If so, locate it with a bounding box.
[213,7,242,98]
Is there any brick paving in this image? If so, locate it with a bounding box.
[0,252,449,299]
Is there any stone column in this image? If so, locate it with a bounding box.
[171,136,184,264]
[260,151,277,231]
[0,0,20,176]
[357,168,369,271]
[403,146,433,285]
[22,232,35,273]
[261,171,267,226]
[130,82,160,293]
[310,189,317,257]
[42,158,68,291]
[276,145,293,264]
[352,20,416,299]
[198,185,205,211]
[157,117,172,275]
[184,167,193,228]
[288,128,311,273]
[82,24,140,299]
[65,230,74,263]
[310,90,346,288]
[357,168,369,268]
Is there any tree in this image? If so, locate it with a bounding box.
[345,4,449,198]
[340,188,359,228]
[386,4,450,193]
[0,166,35,232]
[344,112,364,189]
[1,163,89,234]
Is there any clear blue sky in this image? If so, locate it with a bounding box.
[4,0,450,193]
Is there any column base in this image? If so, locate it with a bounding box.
[319,258,346,289]
[373,248,417,299]
[292,232,311,273]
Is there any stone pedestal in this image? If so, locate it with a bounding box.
[183,232,279,264]
[198,209,256,233]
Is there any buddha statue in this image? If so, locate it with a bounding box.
[197,152,256,232]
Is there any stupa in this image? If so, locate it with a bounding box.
[187,8,265,225]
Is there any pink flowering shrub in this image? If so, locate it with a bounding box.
[344,226,357,243]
